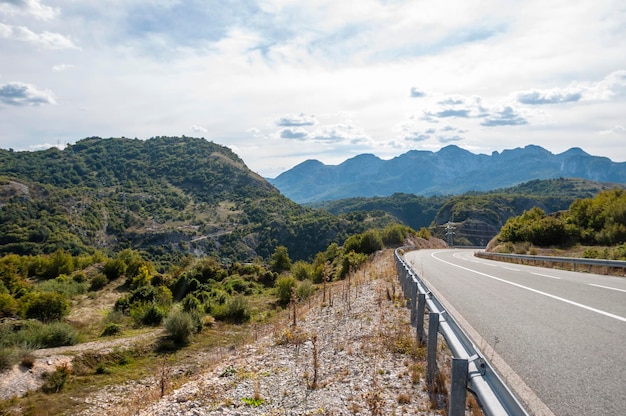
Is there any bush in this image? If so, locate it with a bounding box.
[41,364,71,393]
[0,293,18,318]
[39,278,88,298]
[8,321,79,348]
[182,294,202,313]
[164,310,196,345]
[213,296,251,323]
[275,275,297,305]
[131,304,167,326]
[89,274,108,291]
[101,323,122,337]
[103,258,127,281]
[39,322,79,347]
[0,347,20,371]
[292,261,312,281]
[20,292,70,322]
[296,279,314,301]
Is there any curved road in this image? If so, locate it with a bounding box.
[404,249,626,416]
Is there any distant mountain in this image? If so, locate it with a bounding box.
[268,145,626,203]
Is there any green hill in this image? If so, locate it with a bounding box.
[312,178,625,246]
[0,136,366,263]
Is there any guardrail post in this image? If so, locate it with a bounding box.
[410,280,418,322]
[427,312,440,388]
[416,293,426,343]
[449,358,469,416]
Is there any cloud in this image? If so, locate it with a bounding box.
[404,132,430,142]
[276,112,317,127]
[51,64,75,72]
[311,123,369,144]
[516,88,583,105]
[0,0,59,20]
[481,106,527,126]
[396,120,467,143]
[191,125,207,133]
[0,23,78,49]
[0,81,56,106]
[438,95,466,105]
[410,87,425,97]
[430,108,471,118]
[26,142,64,151]
[280,127,309,140]
[516,71,626,105]
[439,135,463,143]
[598,125,625,136]
[587,70,626,100]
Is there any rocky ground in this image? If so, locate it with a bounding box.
[2,249,465,415]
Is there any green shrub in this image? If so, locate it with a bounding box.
[182,294,202,313]
[292,261,312,281]
[103,258,127,281]
[101,323,122,337]
[39,322,79,347]
[0,293,18,318]
[72,271,88,283]
[164,310,195,345]
[275,275,297,305]
[0,346,20,371]
[39,278,88,298]
[41,364,71,393]
[296,279,314,301]
[10,321,79,348]
[131,304,167,326]
[89,274,108,291]
[213,296,251,323]
[19,292,70,322]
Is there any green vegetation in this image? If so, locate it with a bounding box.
[493,189,626,258]
[0,136,369,264]
[0,222,419,372]
[312,179,619,246]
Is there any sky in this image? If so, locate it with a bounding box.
[0,0,625,178]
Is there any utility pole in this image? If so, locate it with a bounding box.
[445,221,456,247]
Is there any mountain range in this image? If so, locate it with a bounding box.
[268,145,626,203]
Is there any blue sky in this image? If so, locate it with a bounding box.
[0,0,625,177]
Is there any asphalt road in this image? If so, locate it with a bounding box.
[404,249,626,416]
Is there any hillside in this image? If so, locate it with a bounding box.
[313,178,624,246]
[269,145,626,203]
[0,136,364,263]
[488,188,626,257]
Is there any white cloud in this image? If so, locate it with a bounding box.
[276,112,317,127]
[0,81,56,106]
[0,23,78,49]
[0,0,59,21]
[598,125,626,136]
[51,63,75,72]
[191,125,208,133]
[1,0,626,174]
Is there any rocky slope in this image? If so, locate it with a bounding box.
[0,249,462,415]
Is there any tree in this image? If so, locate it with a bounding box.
[270,246,291,273]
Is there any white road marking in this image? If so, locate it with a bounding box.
[531,272,562,280]
[589,284,626,293]
[431,251,626,323]
[502,266,520,272]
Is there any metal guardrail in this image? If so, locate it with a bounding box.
[394,247,529,416]
[476,251,626,273]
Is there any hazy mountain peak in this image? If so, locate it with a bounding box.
[268,145,626,203]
